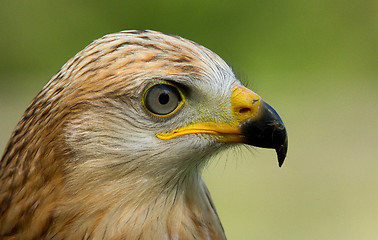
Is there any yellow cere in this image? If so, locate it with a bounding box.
[230,85,262,123]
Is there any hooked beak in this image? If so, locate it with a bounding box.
[240,100,288,167]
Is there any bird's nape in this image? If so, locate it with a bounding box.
[0,30,287,240]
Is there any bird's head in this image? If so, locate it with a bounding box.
[30,30,287,194]
[0,30,288,239]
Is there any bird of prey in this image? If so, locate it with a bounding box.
[0,30,287,239]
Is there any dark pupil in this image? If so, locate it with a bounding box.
[159,93,170,105]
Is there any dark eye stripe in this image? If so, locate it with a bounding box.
[144,84,183,116]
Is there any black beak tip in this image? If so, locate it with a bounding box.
[276,136,288,167]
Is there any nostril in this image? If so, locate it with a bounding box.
[239,108,251,114]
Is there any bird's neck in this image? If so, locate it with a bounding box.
[48,166,226,239]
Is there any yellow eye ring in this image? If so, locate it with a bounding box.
[142,82,185,117]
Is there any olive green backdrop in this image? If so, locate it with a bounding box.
[1,0,377,239]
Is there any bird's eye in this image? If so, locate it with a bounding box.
[143,83,184,117]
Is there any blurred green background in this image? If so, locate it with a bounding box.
[1,0,377,239]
